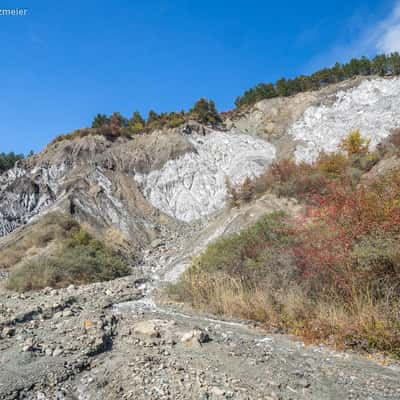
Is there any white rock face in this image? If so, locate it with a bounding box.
[289,78,400,162]
[135,132,276,222]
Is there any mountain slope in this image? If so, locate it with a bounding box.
[0,132,193,246]
[1,77,400,261]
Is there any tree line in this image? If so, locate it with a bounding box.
[54,52,400,144]
[235,53,400,108]
[90,98,221,136]
[53,98,221,143]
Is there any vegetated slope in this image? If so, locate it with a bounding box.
[234,53,400,108]
[135,76,400,223]
[289,78,400,162]
[171,130,400,356]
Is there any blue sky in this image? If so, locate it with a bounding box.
[1,0,400,154]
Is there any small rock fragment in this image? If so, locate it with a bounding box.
[133,320,161,338]
[181,328,210,347]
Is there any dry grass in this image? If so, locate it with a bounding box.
[1,213,131,292]
[170,270,400,356]
[104,227,132,255]
[0,212,79,269]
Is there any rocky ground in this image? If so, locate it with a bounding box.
[1,214,400,400]
[1,273,400,400]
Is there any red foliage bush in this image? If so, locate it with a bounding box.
[293,172,400,297]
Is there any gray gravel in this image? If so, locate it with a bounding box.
[0,274,399,400]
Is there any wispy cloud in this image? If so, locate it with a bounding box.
[303,1,400,73]
[376,2,400,53]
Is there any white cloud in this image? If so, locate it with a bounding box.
[376,2,400,53]
[304,2,400,73]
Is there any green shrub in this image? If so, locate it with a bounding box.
[6,230,130,291]
[128,111,145,134]
[169,212,298,304]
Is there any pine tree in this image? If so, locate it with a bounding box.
[276,78,288,96]
[109,112,127,135]
[92,113,109,128]
[0,152,24,174]
[190,98,221,126]
[147,110,159,125]
[129,111,145,134]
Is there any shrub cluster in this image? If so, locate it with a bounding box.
[6,228,129,291]
[171,131,400,356]
[235,53,400,108]
[229,130,388,206]
[145,110,186,131]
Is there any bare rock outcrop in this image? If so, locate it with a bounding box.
[135,131,276,222]
[0,132,193,250]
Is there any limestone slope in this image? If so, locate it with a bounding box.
[289,77,400,161]
[231,76,400,161]
[0,125,276,258]
[135,131,276,222]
